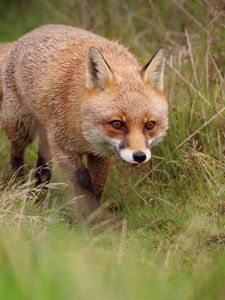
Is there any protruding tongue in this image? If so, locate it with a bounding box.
[129,162,140,167]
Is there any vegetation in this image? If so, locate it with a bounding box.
[0,0,225,299]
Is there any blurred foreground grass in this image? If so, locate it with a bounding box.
[0,0,225,299]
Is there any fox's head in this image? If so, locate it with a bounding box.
[82,47,168,166]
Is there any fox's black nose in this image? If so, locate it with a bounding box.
[133,151,146,163]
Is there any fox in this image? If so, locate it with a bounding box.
[1,24,168,218]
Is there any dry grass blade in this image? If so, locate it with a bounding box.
[166,60,211,105]
[171,0,207,33]
[176,106,225,149]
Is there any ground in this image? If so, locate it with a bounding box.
[0,1,225,299]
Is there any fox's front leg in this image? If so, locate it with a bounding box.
[60,154,110,217]
[87,154,111,200]
[52,147,99,217]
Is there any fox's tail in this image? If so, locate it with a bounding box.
[0,42,13,99]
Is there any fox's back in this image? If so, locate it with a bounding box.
[3,25,139,111]
[3,24,140,127]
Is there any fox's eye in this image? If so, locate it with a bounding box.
[110,120,126,130]
[145,121,156,131]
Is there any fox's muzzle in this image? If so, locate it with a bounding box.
[117,147,151,166]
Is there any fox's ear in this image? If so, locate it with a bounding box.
[85,47,113,90]
[141,49,164,90]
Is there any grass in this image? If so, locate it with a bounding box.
[0,0,225,299]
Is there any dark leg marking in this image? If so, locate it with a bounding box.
[11,155,24,177]
[35,152,51,186]
[87,154,111,200]
[10,145,26,177]
[9,119,34,177]
[74,166,93,192]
